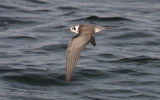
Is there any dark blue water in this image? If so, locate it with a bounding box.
[0,0,160,100]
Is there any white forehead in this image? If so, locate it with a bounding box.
[73,25,79,29]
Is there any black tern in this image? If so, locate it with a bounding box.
[66,24,111,82]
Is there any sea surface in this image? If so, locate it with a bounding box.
[0,0,160,100]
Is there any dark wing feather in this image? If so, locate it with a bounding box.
[66,33,92,82]
[90,36,96,46]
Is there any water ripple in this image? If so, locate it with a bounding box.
[112,56,160,63]
[0,4,17,9]
[111,31,155,39]
[72,16,134,22]
[7,36,37,40]
[24,0,47,4]
[57,6,79,10]
[35,44,67,52]
[1,68,65,86]
[77,69,111,79]
[85,16,133,21]
[0,16,36,26]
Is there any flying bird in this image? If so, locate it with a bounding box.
[66,24,110,82]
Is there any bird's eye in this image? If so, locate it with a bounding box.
[71,27,76,30]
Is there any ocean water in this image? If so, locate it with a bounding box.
[0,0,160,100]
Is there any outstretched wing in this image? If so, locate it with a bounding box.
[66,33,92,82]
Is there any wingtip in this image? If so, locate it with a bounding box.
[66,76,70,83]
[66,79,70,83]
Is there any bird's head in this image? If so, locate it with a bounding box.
[70,25,79,34]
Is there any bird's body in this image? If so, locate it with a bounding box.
[66,24,110,82]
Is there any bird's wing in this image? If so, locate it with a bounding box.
[90,36,96,46]
[66,33,92,82]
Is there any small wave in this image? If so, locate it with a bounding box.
[111,56,160,64]
[17,8,51,13]
[74,69,111,80]
[98,53,118,58]
[109,68,136,74]
[0,53,23,59]
[3,74,65,86]
[85,16,133,21]
[18,9,51,13]
[72,16,133,22]
[25,0,47,4]
[63,11,75,16]
[0,44,12,48]
[145,40,160,46]
[109,80,160,88]
[0,4,17,9]
[83,88,135,94]
[34,9,51,12]
[130,94,158,98]
[0,66,23,74]
[7,36,37,40]
[111,31,154,39]
[0,17,36,25]
[22,50,48,55]
[109,68,150,76]
[35,44,67,51]
[53,25,66,29]
[57,6,79,10]
[1,68,66,86]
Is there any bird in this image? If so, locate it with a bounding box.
[66,24,111,82]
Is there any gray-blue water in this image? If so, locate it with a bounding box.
[0,0,160,100]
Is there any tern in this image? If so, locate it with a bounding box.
[66,24,110,82]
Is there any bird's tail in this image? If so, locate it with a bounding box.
[95,26,111,32]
